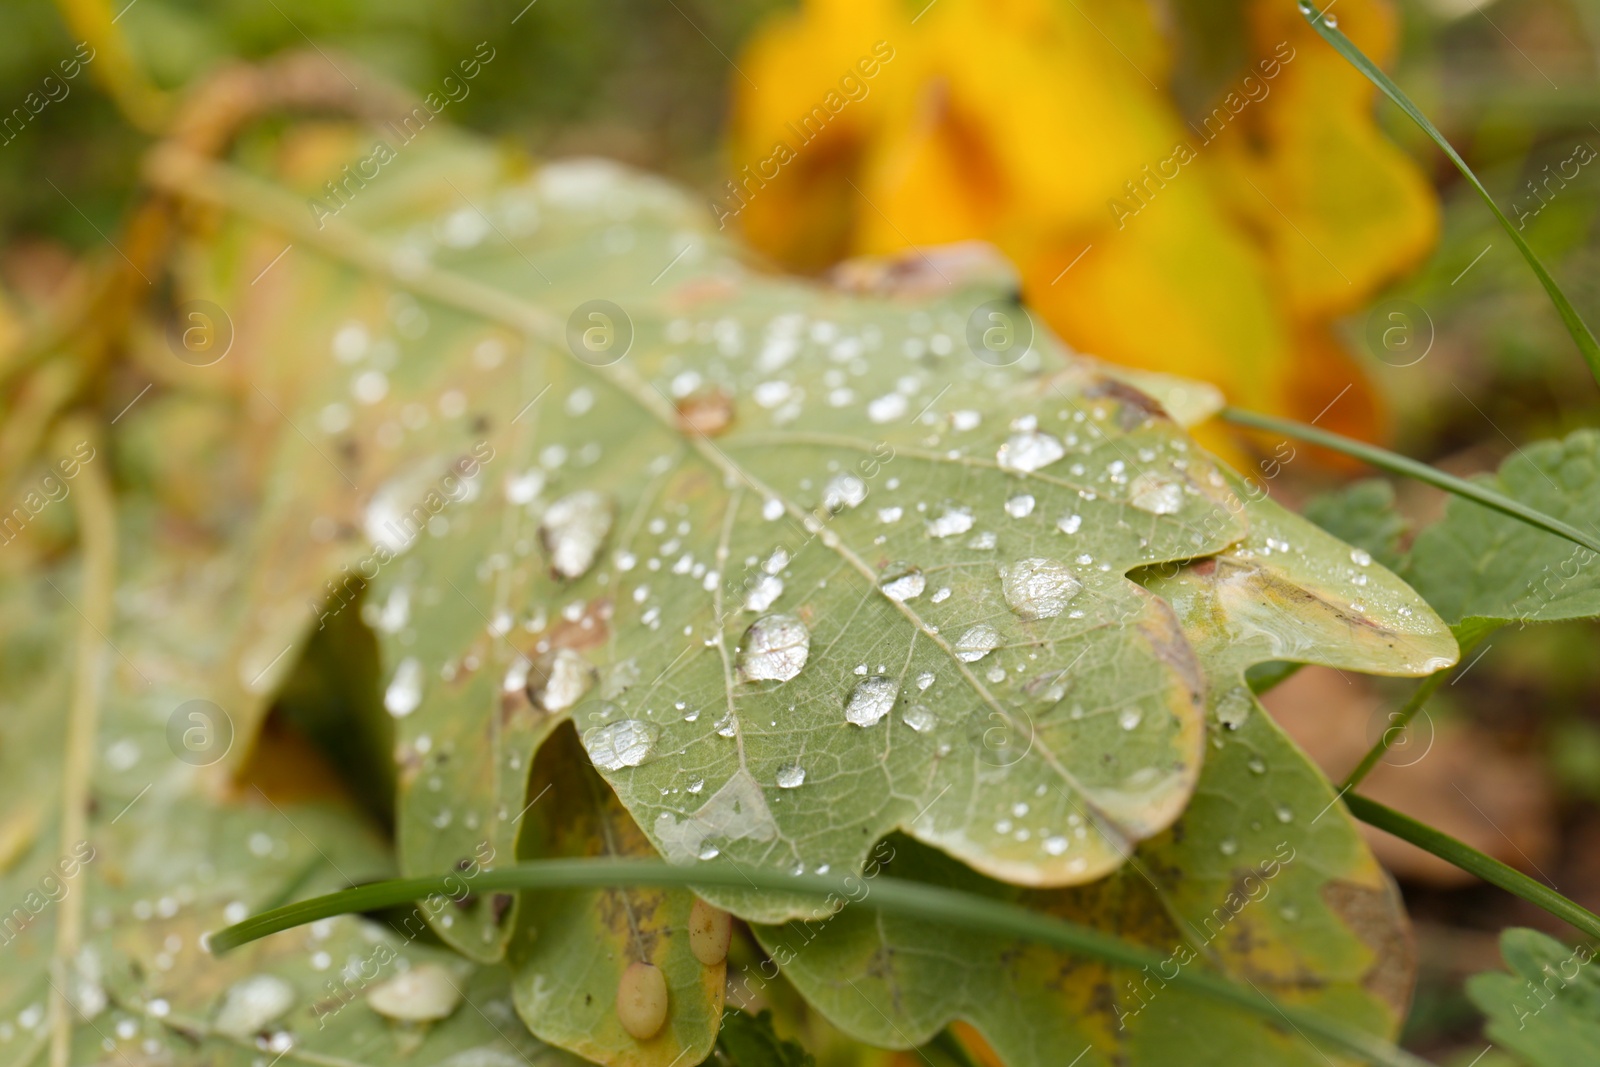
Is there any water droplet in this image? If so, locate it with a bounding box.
[926,506,975,538]
[954,624,1001,662]
[1350,548,1372,566]
[214,975,296,1038]
[1219,838,1238,856]
[776,764,806,789]
[880,562,926,602]
[505,469,545,505]
[1005,494,1036,518]
[931,586,952,604]
[1216,686,1252,730]
[1056,513,1083,535]
[384,657,423,717]
[997,430,1066,473]
[715,714,737,738]
[762,497,784,521]
[916,671,935,690]
[1247,757,1267,775]
[583,720,660,771]
[822,473,867,512]
[1044,835,1069,856]
[526,648,594,713]
[1323,12,1337,27]
[998,558,1082,620]
[1118,708,1143,731]
[1275,805,1294,824]
[540,491,613,579]
[1128,472,1183,515]
[845,676,900,727]
[687,777,705,793]
[744,573,784,612]
[901,704,936,732]
[867,392,908,423]
[737,614,811,682]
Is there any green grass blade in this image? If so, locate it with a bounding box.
[1300,3,1600,389]
[1347,794,1600,942]
[1221,407,1600,557]
[207,858,1431,1067]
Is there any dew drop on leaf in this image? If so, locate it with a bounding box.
[954,624,1001,662]
[384,657,424,718]
[996,430,1066,473]
[998,558,1082,620]
[744,573,784,612]
[901,704,937,732]
[822,473,867,512]
[1004,493,1036,518]
[845,676,899,727]
[539,490,613,579]
[926,506,975,538]
[1216,686,1252,730]
[1057,513,1083,534]
[525,648,594,713]
[582,720,660,771]
[737,614,811,682]
[879,562,926,602]
[213,975,296,1038]
[776,764,806,788]
[1128,472,1184,515]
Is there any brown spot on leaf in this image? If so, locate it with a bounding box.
[675,389,735,437]
[1321,878,1416,1019]
[1085,377,1173,428]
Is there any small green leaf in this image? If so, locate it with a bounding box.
[1303,479,1407,573]
[715,1009,815,1067]
[1405,431,1600,627]
[1467,928,1600,1067]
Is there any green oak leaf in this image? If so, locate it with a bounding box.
[508,726,725,1067]
[1404,430,1600,627]
[1466,928,1600,1067]
[167,125,1255,935]
[746,479,1455,1067]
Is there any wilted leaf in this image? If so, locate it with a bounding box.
[0,531,580,1067]
[748,480,1453,1066]
[1405,431,1600,627]
[1466,927,1600,1067]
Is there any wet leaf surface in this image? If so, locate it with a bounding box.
[748,480,1453,1066]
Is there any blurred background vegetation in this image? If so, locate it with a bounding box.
[3,0,1600,1062]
